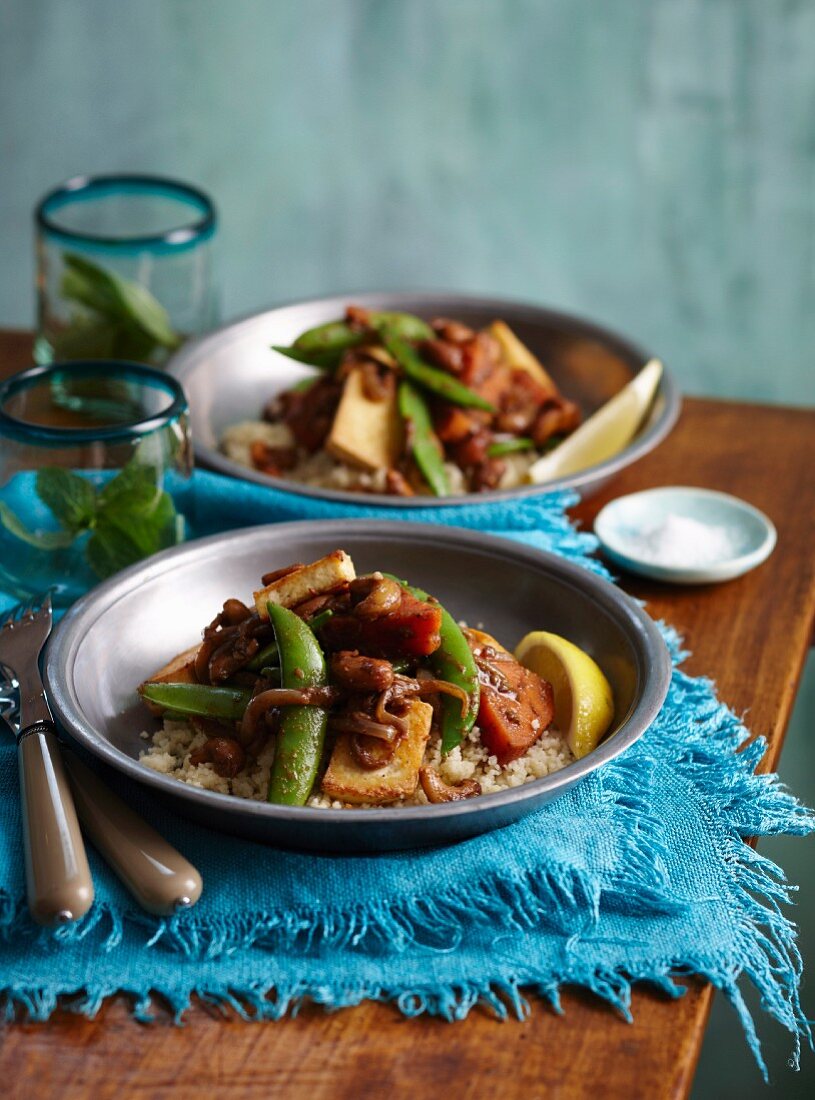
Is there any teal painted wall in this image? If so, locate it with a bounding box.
[2,0,814,404]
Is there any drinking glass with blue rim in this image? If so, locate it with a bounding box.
[0,361,194,607]
[35,174,218,368]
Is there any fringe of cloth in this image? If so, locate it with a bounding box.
[1,628,812,1079]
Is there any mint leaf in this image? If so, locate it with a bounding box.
[113,279,179,348]
[0,501,76,550]
[87,463,181,578]
[62,253,178,349]
[86,491,179,578]
[61,259,119,315]
[105,489,177,553]
[98,462,162,513]
[85,519,145,578]
[35,467,97,532]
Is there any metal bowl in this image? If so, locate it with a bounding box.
[168,292,681,506]
[45,522,671,852]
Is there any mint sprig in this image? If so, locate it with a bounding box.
[0,463,182,579]
[54,253,181,365]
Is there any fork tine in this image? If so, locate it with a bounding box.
[0,591,54,632]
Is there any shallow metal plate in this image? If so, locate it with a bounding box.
[168,292,681,506]
[45,522,671,852]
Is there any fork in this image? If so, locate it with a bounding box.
[0,594,94,926]
[1,602,203,919]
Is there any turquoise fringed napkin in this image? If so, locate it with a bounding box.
[0,470,811,1080]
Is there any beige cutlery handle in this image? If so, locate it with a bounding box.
[63,752,202,917]
[18,723,94,927]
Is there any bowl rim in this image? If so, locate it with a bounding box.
[45,520,673,829]
[168,290,682,508]
[594,485,778,584]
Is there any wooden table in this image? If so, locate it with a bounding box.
[1,331,813,1099]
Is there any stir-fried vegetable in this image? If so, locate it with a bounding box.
[307,608,334,632]
[385,575,480,753]
[236,306,589,497]
[270,345,340,369]
[382,330,496,412]
[398,380,450,496]
[139,682,253,721]
[138,550,574,809]
[266,602,329,806]
[247,640,280,671]
[274,311,435,370]
[487,437,535,458]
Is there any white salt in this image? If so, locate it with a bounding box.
[625,513,740,567]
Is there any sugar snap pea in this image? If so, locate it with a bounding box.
[398,381,450,496]
[382,331,496,412]
[266,602,328,806]
[248,609,331,672]
[248,640,281,671]
[139,682,253,721]
[271,345,341,370]
[290,311,434,363]
[487,437,535,457]
[306,608,334,632]
[384,575,480,753]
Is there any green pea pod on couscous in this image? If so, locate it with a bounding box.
[271,345,341,370]
[288,311,434,365]
[398,380,450,497]
[139,682,253,721]
[381,330,496,413]
[487,437,535,458]
[384,575,480,753]
[266,601,329,806]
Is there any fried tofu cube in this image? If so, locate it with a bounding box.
[488,321,558,395]
[321,699,433,805]
[140,644,199,714]
[325,366,403,472]
[253,550,356,619]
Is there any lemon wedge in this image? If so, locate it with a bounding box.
[527,358,663,482]
[514,631,615,759]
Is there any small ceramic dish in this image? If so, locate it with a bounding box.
[594,486,777,585]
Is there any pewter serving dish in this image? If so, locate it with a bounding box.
[168,292,681,505]
[45,522,671,852]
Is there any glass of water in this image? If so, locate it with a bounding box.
[35,174,218,367]
[0,361,194,607]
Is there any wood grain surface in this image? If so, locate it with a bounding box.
[1,332,813,1099]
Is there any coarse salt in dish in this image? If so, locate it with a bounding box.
[594,486,777,586]
[623,513,741,568]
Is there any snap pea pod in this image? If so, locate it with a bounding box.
[398,381,450,497]
[487,437,535,458]
[307,607,334,632]
[140,682,253,721]
[289,375,320,392]
[248,610,332,672]
[382,331,496,412]
[289,311,434,363]
[266,602,328,806]
[384,575,480,753]
[248,640,281,671]
[271,345,340,370]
